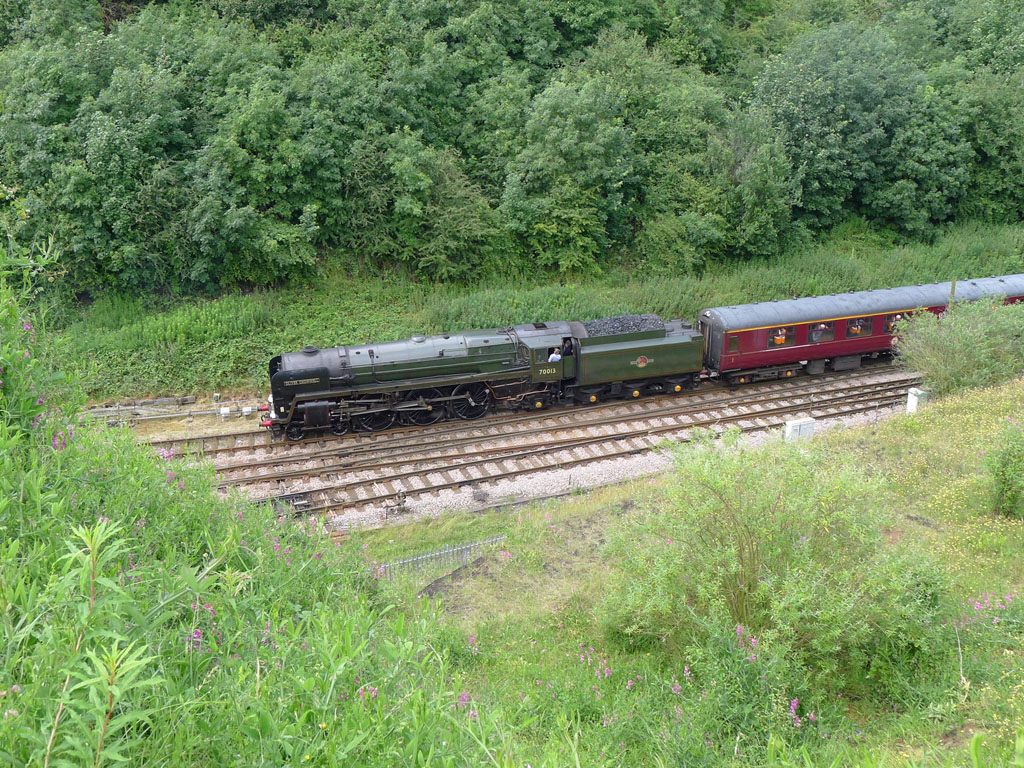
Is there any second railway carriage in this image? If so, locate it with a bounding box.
[699,275,1024,385]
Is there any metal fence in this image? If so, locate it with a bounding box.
[377,534,506,584]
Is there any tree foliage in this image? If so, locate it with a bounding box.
[754,25,971,235]
[0,0,1020,291]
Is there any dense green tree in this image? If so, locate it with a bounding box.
[891,0,1024,74]
[937,66,1024,223]
[0,0,27,46]
[0,0,1021,291]
[535,0,661,50]
[501,78,639,270]
[655,0,726,67]
[211,0,331,26]
[577,32,796,268]
[755,24,970,236]
[5,0,103,42]
[709,110,799,258]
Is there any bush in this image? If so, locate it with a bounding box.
[894,299,1024,396]
[0,231,72,435]
[755,24,971,235]
[600,435,956,706]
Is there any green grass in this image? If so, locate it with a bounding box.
[355,379,1024,766]
[54,218,1024,400]
[9,235,1024,766]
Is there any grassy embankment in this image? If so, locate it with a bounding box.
[55,219,1024,400]
[7,234,1024,765]
[356,379,1024,766]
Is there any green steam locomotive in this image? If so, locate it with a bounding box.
[263,316,703,440]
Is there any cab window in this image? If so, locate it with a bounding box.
[727,335,739,352]
[766,326,795,348]
[808,321,835,343]
[846,317,873,337]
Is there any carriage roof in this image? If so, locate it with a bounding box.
[699,275,1024,332]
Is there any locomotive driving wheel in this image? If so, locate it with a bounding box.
[451,382,490,420]
[329,418,350,436]
[285,423,305,441]
[402,388,446,425]
[351,397,396,432]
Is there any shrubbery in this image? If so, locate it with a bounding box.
[0,230,70,435]
[988,421,1024,519]
[895,299,1024,396]
[599,433,965,747]
[1,0,1023,290]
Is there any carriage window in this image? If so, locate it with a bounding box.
[727,335,739,352]
[766,326,796,348]
[808,321,835,343]
[846,317,873,337]
[884,313,904,333]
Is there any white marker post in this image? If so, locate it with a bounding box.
[906,388,930,414]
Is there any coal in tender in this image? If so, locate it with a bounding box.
[583,313,665,337]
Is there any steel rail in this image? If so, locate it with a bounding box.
[216,375,918,485]
[254,383,912,516]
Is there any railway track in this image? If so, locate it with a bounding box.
[89,396,263,423]
[220,368,918,524]
[214,374,912,482]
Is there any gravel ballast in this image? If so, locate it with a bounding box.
[323,403,903,531]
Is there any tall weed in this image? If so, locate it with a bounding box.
[987,421,1024,518]
[601,434,956,710]
[1,237,534,766]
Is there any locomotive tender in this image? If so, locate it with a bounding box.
[262,274,1024,440]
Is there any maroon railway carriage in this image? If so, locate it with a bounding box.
[698,275,1024,385]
